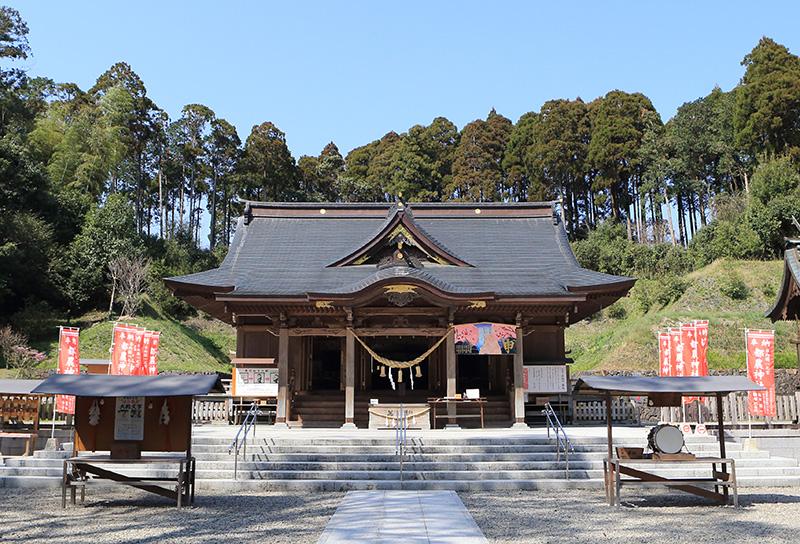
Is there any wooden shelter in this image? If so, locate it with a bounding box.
[574,375,764,507]
[32,373,220,508]
[0,379,44,456]
[767,238,800,368]
[166,201,635,428]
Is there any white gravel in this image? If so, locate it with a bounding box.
[460,488,800,543]
[2,487,799,543]
[0,488,342,543]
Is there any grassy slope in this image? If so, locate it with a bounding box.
[30,299,235,375]
[566,259,799,371]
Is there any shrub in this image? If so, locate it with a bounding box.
[606,303,627,320]
[10,298,63,340]
[719,272,749,300]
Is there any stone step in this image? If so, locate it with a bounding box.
[188,435,723,446]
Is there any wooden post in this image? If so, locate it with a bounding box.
[512,315,527,428]
[716,393,729,501]
[446,321,457,427]
[275,321,290,427]
[342,312,356,429]
[605,392,614,504]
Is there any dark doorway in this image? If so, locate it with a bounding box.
[311,337,341,390]
[457,354,490,395]
[368,336,430,392]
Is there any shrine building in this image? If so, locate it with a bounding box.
[166,201,634,428]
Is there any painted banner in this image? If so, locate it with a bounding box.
[658,332,673,377]
[145,331,160,375]
[454,323,517,355]
[746,329,776,417]
[55,327,80,414]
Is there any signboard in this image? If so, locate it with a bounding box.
[522,365,568,393]
[56,327,80,414]
[233,366,279,397]
[454,323,517,355]
[114,396,145,441]
[746,329,776,417]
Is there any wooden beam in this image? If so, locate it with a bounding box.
[355,307,449,317]
[343,314,356,428]
[513,314,525,425]
[356,327,447,337]
[275,324,289,424]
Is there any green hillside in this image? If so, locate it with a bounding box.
[31,300,235,375]
[566,259,798,371]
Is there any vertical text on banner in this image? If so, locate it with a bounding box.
[56,327,80,414]
[746,329,776,417]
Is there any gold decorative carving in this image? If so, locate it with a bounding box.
[315,300,334,309]
[384,284,418,307]
[384,284,417,294]
[467,300,487,309]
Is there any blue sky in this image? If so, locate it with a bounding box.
[8,1,800,158]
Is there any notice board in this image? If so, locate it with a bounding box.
[523,365,569,394]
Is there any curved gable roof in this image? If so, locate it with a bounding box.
[165,202,635,300]
[767,241,800,321]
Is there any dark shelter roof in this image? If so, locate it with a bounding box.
[573,375,764,397]
[165,201,634,299]
[767,239,800,321]
[0,379,44,395]
[32,374,220,397]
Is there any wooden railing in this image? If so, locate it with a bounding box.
[192,395,231,424]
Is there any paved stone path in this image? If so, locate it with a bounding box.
[317,490,488,544]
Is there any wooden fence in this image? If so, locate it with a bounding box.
[192,395,230,424]
[574,393,800,425]
[573,398,640,423]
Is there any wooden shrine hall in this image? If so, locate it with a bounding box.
[166,201,635,428]
[767,237,800,367]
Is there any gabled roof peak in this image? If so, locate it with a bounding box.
[328,203,472,268]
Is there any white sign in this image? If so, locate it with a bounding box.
[523,365,568,393]
[114,396,145,441]
[234,367,279,397]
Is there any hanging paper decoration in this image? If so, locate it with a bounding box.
[88,399,101,426]
[160,399,170,425]
[746,329,776,417]
[454,323,516,355]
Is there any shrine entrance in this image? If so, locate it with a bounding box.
[367,336,431,393]
[311,337,342,391]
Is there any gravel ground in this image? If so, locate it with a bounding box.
[461,488,800,544]
[2,487,799,543]
[0,488,343,543]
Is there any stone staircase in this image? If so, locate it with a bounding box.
[2,431,800,491]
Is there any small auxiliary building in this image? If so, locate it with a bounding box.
[166,201,634,428]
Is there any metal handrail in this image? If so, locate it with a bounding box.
[395,404,407,488]
[542,402,574,479]
[228,401,260,480]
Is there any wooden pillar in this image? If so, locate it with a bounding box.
[605,392,614,503]
[275,320,289,427]
[716,393,729,501]
[446,322,457,427]
[512,315,527,428]
[342,313,356,429]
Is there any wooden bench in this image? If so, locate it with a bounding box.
[0,432,37,456]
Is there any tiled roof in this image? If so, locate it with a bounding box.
[166,202,634,298]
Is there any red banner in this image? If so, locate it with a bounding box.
[746,330,776,417]
[145,331,160,375]
[658,332,673,377]
[694,320,709,377]
[110,324,139,375]
[56,327,80,414]
[668,328,684,377]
